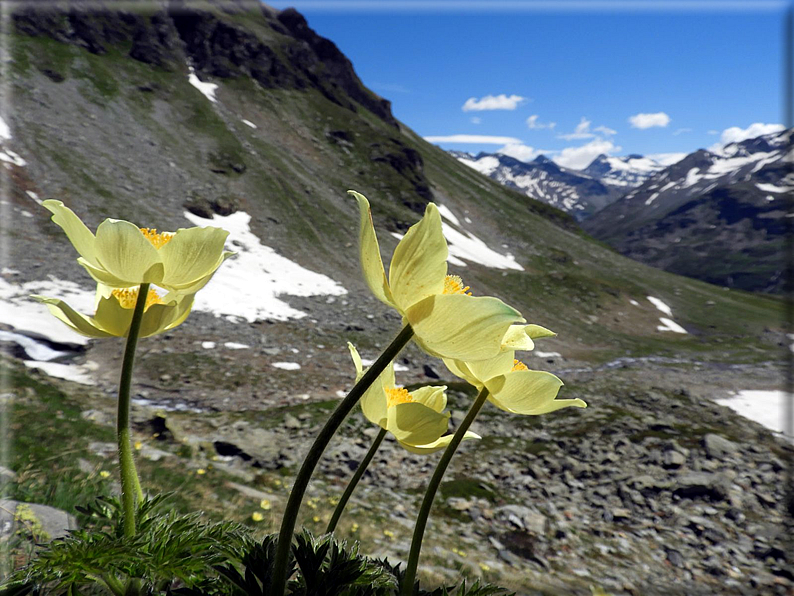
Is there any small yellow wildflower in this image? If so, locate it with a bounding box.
[196,468,206,475]
[312,516,321,523]
[134,441,142,450]
[383,529,395,539]
[479,563,490,572]
[351,523,359,533]
[99,470,111,478]
[260,499,271,510]
[251,512,264,522]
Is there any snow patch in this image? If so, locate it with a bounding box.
[715,390,792,439]
[201,341,216,349]
[272,362,301,371]
[657,317,687,334]
[442,223,523,271]
[647,296,673,317]
[0,277,94,346]
[0,149,26,167]
[26,190,42,205]
[629,299,639,306]
[458,155,500,176]
[757,182,791,193]
[187,66,218,103]
[242,119,257,129]
[533,351,561,359]
[24,360,98,385]
[645,192,659,206]
[436,204,461,227]
[183,210,347,322]
[0,116,10,140]
[224,342,249,350]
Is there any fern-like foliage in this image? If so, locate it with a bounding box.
[1,495,253,595]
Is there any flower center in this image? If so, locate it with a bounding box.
[512,359,529,372]
[112,287,165,311]
[443,275,472,295]
[386,386,413,408]
[140,227,174,249]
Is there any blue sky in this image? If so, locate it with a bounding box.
[267,1,789,169]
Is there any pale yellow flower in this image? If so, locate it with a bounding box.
[33,285,194,338]
[351,191,524,362]
[43,200,233,294]
[444,350,586,415]
[349,343,479,454]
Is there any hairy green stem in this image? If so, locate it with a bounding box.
[117,282,149,538]
[271,324,414,595]
[401,387,490,596]
[326,427,388,534]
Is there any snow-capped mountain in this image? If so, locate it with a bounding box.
[582,154,668,187]
[582,128,792,292]
[451,151,668,220]
[451,151,622,220]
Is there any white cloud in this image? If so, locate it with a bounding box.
[628,112,671,129]
[594,125,617,136]
[717,122,785,145]
[672,127,692,136]
[462,94,527,112]
[526,114,556,130]
[424,134,523,145]
[470,116,482,125]
[496,143,552,163]
[557,117,594,140]
[553,139,621,170]
[707,130,719,135]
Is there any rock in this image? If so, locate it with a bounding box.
[702,434,738,459]
[0,466,16,486]
[663,451,686,468]
[673,473,729,501]
[0,500,77,543]
[283,414,302,430]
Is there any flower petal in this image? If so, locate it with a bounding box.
[409,385,448,413]
[388,203,447,311]
[347,342,364,381]
[486,370,583,415]
[399,431,481,455]
[406,294,524,361]
[162,252,235,294]
[441,358,479,387]
[93,294,135,337]
[159,226,230,287]
[94,219,164,285]
[360,378,388,429]
[501,325,535,352]
[466,350,515,384]
[78,258,137,288]
[349,191,395,308]
[386,402,450,446]
[139,295,193,338]
[525,324,556,340]
[161,294,195,333]
[32,296,113,338]
[42,200,99,266]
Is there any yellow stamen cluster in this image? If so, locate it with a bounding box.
[386,386,413,408]
[140,227,174,249]
[112,287,165,310]
[512,359,529,372]
[443,275,472,296]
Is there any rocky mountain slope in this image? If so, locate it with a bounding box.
[582,129,792,293]
[1,2,790,594]
[450,151,666,221]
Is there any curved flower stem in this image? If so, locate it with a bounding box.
[117,282,149,538]
[401,387,490,596]
[271,324,414,595]
[326,427,388,534]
